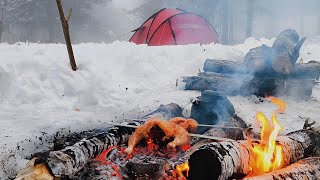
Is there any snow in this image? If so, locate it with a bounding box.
[0,37,319,179]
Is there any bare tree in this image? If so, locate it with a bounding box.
[56,0,77,71]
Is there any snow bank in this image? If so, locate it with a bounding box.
[0,37,319,178]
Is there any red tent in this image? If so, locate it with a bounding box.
[130,8,219,46]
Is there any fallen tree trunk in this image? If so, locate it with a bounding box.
[243,157,320,180]
[177,73,315,97]
[31,103,183,178]
[187,130,320,180]
[203,59,320,80]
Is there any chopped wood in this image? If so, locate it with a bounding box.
[272,29,300,65]
[243,29,303,75]
[203,59,247,74]
[203,59,320,80]
[177,73,315,97]
[243,157,320,180]
[186,130,320,180]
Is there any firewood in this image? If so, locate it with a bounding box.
[186,130,320,180]
[243,157,320,180]
[291,61,320,79]
[177,73,315,97]
[272,29,300,65]
[203,59,247,74]
[18,103,183,178]
[243,29,302,75]
[203,59,320,80]
[47,122,141,177]
[190,115,248,146]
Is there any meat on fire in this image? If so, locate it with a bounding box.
[124,117,198,154]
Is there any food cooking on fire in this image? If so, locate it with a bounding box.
[124,117,198,154]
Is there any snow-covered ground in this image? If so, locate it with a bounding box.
[0,37,319,179]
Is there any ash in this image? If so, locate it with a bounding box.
[73,144,189,180]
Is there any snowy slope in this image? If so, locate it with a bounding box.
[0,37,319,179]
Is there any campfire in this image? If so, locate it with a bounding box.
[16,100,320,180]
[248,97,285,176]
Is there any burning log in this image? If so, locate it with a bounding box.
[187,130,320,180]
[243,157,320,180]
[16,103,183,179]
[177,73,315,97]
[47,122,141,177]
[203,59,320,80]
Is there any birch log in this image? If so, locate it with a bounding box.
[243,157,320,180]
[46,103,183,177]
[187,130,320,180]
[47,122,141,177]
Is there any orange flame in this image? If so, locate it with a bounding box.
[248,96,285,176]
[176,162,190,179]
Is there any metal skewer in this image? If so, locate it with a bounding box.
[122,118,245,130]
[105,122,234,142]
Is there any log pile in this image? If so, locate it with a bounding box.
[178,29,320,98]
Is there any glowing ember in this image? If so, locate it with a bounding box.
[147,139,157,151]
[175,162,190,179]
[248,96,285,176]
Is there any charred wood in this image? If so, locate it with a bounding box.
[204,59,320,80]
[33,103,183,178]
[243,157,320,180]
[187,130,320,180]
[47,122,141,177]
[190,114,248,146]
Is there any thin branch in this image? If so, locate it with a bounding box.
[65,8,72,23]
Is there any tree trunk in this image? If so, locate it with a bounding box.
[243,157,320,180]
[187,130,320,180]
[56,0,77,71]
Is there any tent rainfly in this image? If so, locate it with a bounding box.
[130,8,219,46]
